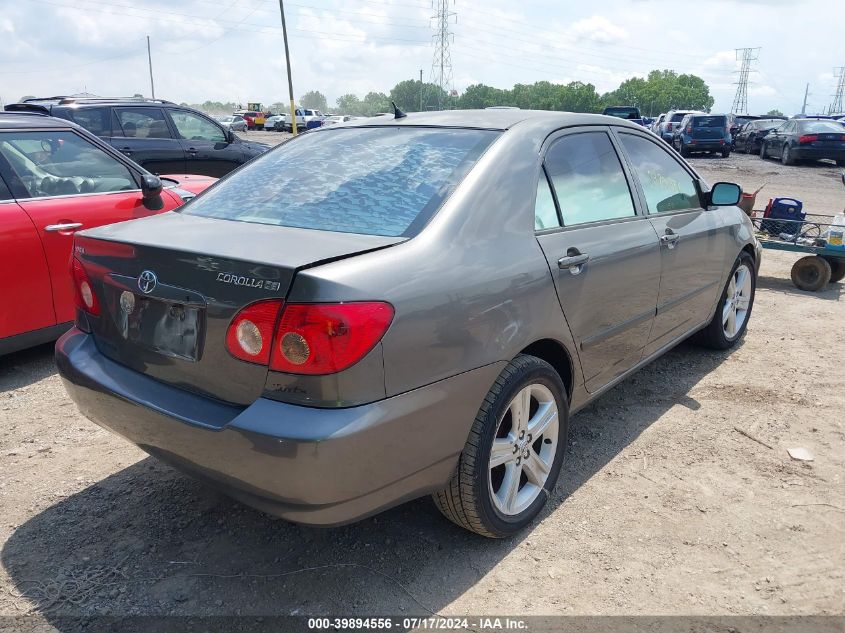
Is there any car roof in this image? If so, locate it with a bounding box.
[0,111,76,129]
[339,109,647,131]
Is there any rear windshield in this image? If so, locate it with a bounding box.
[798,120,845,133]
[693,116,726,128]
[181,126,500,237]
[670,112,689,122]
[604,107,640,119]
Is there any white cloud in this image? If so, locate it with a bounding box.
[563,16,628,44]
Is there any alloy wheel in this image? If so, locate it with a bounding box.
[488,383,559,516]
[723,263,752,339]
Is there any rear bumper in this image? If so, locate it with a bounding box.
[791,147,845,161]
[56,329,502,526]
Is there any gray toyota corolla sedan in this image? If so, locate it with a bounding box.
[57,109,762,537]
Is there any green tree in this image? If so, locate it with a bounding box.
[300,90,328,112]
[389,79,447,112]
[766,108,784,116]
[336,93,365,116]
[602,70,714,115]
[457,84,510,109]
[361,91,391,116]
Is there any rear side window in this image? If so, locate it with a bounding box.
[618,134,701,214]
[68,107,112,136]
[800,120,845,133]
[543,131,636,226]
[182,127,500,237]
[114,108,173,139]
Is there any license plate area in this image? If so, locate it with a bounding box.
[103,277,206,362]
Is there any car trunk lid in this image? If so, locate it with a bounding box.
[74,212,404,405]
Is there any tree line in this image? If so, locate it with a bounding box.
[295,70,718,118]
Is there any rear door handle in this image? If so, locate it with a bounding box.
[558,253,590,273]
[45,222,83,232]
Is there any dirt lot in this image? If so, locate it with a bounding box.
[1,152,843,627]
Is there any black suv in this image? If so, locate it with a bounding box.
[4,97,269,177]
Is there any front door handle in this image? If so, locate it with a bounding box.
[558,253,590,274]
[187,147,198,155]
[660,232,680,249]
[45,222,83,232]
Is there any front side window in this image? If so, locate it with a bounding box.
[169,110,226,142]
[0,131,136,198]
[618,133,701,214]
[543,132,636,226]
[182,126,499,237]
[114,108,172,139]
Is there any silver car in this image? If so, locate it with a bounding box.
[215,114,248,132]
[57,110,761,537]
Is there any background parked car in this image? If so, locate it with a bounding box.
[234,110,265,130]
[215,114,248,132]
[6,97,269,177]
[734,119,785,154]
[321,115,355,127]
[602,105,647,127]
[760,118,845,166]
[672,113,732,157]
[658,109,698,142]
[264,114,286,131]
[0,111,215,355]
[651,113,666,135]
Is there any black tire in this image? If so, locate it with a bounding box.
[836,160,845,167]
[721,148,731,158]
[791,256,831,291]
[691,251,756,350]
[821,257,845,283]
[680,143,691,158]
[781,144,795,166]
[760,141,768,159]
[433,355,568,538]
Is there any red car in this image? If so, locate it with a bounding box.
[0,112,215,355]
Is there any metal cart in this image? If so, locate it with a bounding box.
[751,212,845,291]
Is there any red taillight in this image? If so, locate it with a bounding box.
[269,302,394,375]
[226,300,284,365]
[798,134,818,144]
[71,257,100,317]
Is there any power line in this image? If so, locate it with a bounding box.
[429,0,455,110]
[731,47,760,114]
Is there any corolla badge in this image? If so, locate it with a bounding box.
[138,270,158,294]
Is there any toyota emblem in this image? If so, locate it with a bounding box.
[138,270,158,294]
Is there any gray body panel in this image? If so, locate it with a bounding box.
[57,110,761,525]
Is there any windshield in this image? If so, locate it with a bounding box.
[693,116,726,128]
[605,107,639,119]
[799,120,845,133]
[182,126,500,237]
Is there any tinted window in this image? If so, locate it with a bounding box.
[183,127,499,237]
[170,110,226,142]
[693,116,726,128]
[618,134,701,214]
[799,120,845,133]
[605,107,639,119]
[535,170,559,230]
[544,132,636,226]
[0,173,11,200]
[69,107,112,136]
[0,131,136,198]
[114,108,172,139]
[670,112,688,122]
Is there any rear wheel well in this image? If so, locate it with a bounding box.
[519,339,574,399]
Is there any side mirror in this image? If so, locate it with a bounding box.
[709,182,742,206]
[140,174,162,200]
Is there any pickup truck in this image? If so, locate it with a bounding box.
[602,106,647,128]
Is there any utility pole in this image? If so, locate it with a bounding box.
[801,83,809,115]
[278,0,298,135]
[419,68,423,112]
[731,47,760,114]
[429,0,456,110]
[146,35,155,99]
[831,67,845,114]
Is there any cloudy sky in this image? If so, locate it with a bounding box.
[1,0,842,115]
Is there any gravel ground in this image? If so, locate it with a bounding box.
[1,152,843,626]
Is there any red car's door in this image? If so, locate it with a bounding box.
[0,128,181,326]
[0,197,56,340]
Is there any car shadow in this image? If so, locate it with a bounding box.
[2,342,730,624]
[0,343,57,390]
[756,274,842,301]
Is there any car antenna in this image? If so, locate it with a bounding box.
[392,101,407,119]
